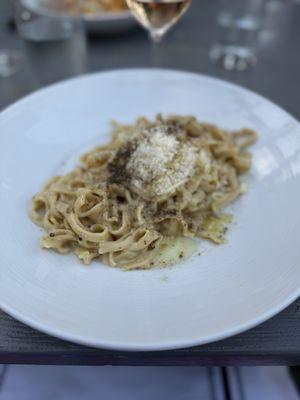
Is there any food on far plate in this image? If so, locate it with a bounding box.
[80,0,128,14]
[30,114,257,270]
[45,0,128,15]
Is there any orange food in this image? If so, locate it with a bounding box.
[47,0,128,15]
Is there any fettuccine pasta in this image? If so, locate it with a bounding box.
[30,115,256,270]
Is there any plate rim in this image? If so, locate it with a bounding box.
[0,284,299,351]
[0,68,299,351]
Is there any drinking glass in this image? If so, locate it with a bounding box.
[14,0,86,86]
[0,49,23,78]
[210,0,265,71]
[126,0,192,43]
[0,12,23,78]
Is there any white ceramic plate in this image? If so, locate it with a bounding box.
[22,0,136,34]
[0,69,300,351]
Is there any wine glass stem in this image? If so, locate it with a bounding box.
[149,30,163,67]
[150,30,163,43]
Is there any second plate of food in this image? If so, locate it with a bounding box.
[0,69,299,350]
[22,0,136,34]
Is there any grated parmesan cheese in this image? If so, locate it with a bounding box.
[126,125,196,198]
[127,126,177,184]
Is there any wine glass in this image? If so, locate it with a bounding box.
[126,0,192,43]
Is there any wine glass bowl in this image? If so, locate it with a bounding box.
[126,0,191,42]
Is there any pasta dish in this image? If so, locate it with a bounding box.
[30,115,256,270]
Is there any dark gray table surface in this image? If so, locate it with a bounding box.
[0,0,300,365]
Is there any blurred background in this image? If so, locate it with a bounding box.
[0,0,300,398]
[0,0,299,113]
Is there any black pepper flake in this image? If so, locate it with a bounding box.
[49,233,55,238]
[116,196,125,203]
[155,209,178,219]
[165,122,182,136]
[78,237,82,241]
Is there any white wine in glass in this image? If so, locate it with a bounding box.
[126,0,192,42]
